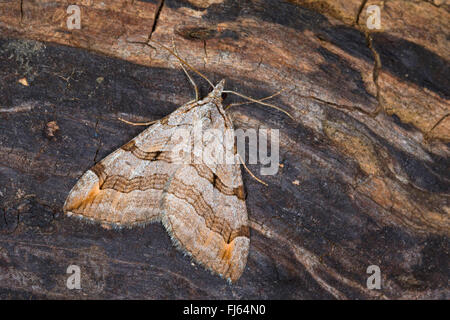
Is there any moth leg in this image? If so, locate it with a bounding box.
[117,117,158,126]
[224,88,286,110]
[171,39,200,101]
[223,89,293,120]
[179,60,199,102]
[237,154,268,186]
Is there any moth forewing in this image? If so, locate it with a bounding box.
[64,81,250,282]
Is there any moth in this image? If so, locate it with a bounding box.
[64,41,291,283]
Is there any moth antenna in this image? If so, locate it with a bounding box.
[171,39,200,101]
[223,90,294,120]
[148,39,215,89]
[237,154,268,187]
[118,117,158,126]
[225,88,286,109]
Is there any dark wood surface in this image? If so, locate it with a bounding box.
[0,0,448,299]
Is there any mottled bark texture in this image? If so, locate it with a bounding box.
[0,0,448,299]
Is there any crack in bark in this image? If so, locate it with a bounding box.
[353,0,383,116]
[93,119,102,163]
[202,40,208,69]
[355,0,368,25]
[365,33,382,116]
[20,0,24,23]
[425,113,450,140]
[295,92,375,117]
[295,0,383,118]
[422,0,446,8]
[147,0,165,42]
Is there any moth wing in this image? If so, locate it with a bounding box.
[160,102,250,283]
[63,109,190,227]
[64,95,250,282]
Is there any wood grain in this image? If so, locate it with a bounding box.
[0,0,448,299]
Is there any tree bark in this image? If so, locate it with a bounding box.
[0,0,448,299]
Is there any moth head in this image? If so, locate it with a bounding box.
[208,79,226,100]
